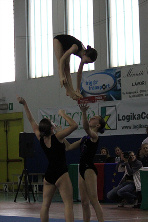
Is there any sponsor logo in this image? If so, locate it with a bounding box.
[124,68,144,78]
[101,106,117,130]
[81,72,116,95]
[118,112,148,122]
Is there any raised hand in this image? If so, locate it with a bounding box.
[17,96,26,105]
[58,109,66,117]
[79,102,89,112]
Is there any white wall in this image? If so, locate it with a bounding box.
[0,0,148,133]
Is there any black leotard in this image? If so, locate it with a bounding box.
[40,134,68,184]
[54,34,82,56]
[79,135,99,180]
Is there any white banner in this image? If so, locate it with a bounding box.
[98,98,148,136]
[38,103,98,138]
[38,98,148,137]
[121,64,148,100]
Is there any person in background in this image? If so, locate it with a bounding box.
[53,34,98,100]
[17,96,78,222]
[142,126,148,144]
[100,147,114,163]
[67,103,105,222]
[136,147,143,160]
[136,144,145,161]
[107,151,142,208]
[100,147,110,158]
[139,143,148,167]
[114,146,122,163]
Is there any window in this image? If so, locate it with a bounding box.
[0,0,15,83]
[27,0,53,78]
[66,0,95,73]
[107,0,140,67]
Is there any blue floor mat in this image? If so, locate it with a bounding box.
[0,216,61,222]
[0,215,118,222]
[0,216,79,222]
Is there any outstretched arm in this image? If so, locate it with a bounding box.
[17,96,40,140]
[55,109,78,142]
[54,125,71,149]
[79,103,98,141]
[59,44,79,88]
[54,125,81,151]
[65,138,82,151]
[76,61,85,94]
[76,55,92,94]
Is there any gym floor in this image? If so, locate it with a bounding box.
[0,193,148,222]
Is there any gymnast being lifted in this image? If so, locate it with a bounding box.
[53,34,98,100]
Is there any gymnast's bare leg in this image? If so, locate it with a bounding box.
[64,57,83,99]
[79,170,104,222]
[40,179,56,222]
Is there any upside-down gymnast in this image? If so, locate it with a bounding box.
[17,96,78,222]
[53,34,98,100]
[68,103,105,222]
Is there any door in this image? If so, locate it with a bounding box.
[0,112,24,191]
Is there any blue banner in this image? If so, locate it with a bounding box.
[104,163,124,202]
[81,68,121,101]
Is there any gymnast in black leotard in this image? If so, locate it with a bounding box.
[68,102,105,222]
[17,96,78,222]
[54,35,82,55]
[79,135,99,180]
[40,134,68,184]
[53,34,98,100]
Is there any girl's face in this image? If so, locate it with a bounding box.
[142,144,148,156]
[145,147,148,156]
[115,147,122,156]
[82,55,93,64]
[129,152,136,162]
[101,149,107,155]
[89,116,100,127]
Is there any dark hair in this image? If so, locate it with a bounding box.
[39,118,52,137]
[98,116,105,134]
[85,45,98,62]
[114,146,122,151]
[100,147,110,156]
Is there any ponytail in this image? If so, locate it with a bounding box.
[85,45,98,62]
[39,118,52,138]
[98,116,105,134]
